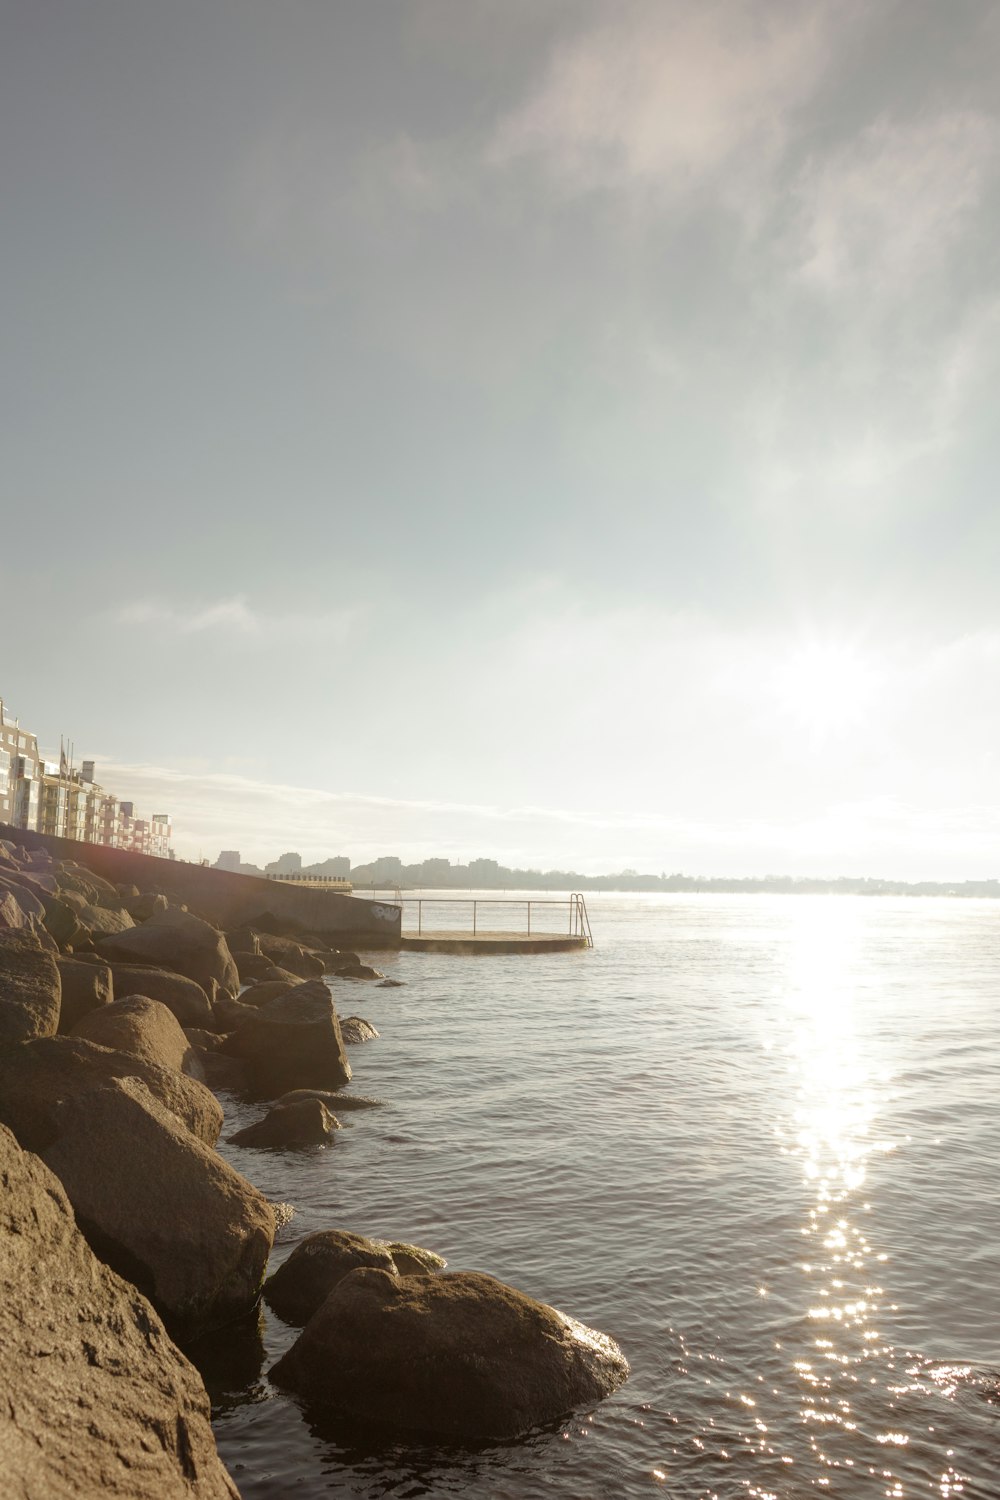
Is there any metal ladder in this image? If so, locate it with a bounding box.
[570,892,594,947]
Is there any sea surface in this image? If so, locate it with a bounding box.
[200,892,1000,1499]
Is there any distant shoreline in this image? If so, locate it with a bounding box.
[356,877,1000,899]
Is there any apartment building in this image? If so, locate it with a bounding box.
[0,699,41,831]
[0,697,173,858]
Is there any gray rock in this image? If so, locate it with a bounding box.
[0,1124,239,1500]
[56,955,113,1032]
[229,1098,339,1149]
[42,1076,275,1340]
[73,995,206,1081]
[270,1269,630,1440]
[0,929,61,1046]
[264,1229,396,1326]
[335,963,385,980]
[221,979,351,1097]
[0,1035,223,1148]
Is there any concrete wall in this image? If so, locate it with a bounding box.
[0,824,401,947]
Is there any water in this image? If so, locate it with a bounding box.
[201,893,1000,1498]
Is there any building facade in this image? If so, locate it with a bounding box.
[0,697,172,857]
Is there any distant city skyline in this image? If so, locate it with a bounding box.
[4,3,1000,880]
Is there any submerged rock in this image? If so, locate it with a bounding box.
[0,1124,238,1499]
[270,1269,630,1441]
[335,963,385,981]
[273,1087,385,1112]
[229,1097,339,1150]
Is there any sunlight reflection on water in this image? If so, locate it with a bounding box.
[204,894,1000,1499]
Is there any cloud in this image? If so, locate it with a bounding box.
[789,111,999,295]
[490,0,836,201]
[113,596,361,643]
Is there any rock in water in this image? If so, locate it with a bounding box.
[229,1097,339,1149]
[339,1015,380,1045]
[264,1229,397,1325]
[0,929,61,1046]
[0,1123,239,1499]
[222,979,351,1096]
[40,1076,274,1340]
[270,1268,629,1440]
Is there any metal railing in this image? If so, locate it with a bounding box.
[402,892,593,946]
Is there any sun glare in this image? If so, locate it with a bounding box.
[772,640,880,744]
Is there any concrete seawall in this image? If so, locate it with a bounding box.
[0,824,401,947]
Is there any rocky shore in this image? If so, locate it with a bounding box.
[0,838,628,1496]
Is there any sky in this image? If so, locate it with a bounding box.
[2,0,1000,878]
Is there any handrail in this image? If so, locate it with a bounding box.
[402,894,593,946]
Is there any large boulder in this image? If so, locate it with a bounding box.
[0,1125,239,1500]
[0,929,61,1046]
[264,1230,396,1326]
[56,955,113,1032]
[256,934,325,978]
[0,873,46,926]
[95,907,239,1001]
[229,1098,339,1151]
[73,995,206,1081]
[270,1269,630,1440]
[77,903,135,939]
[233,951,273,983]
[54,863,121,907]
[0,1036,223,1148]
[221,979,351,1096]
[335,963,385,981]
[0,886,33,931]
[109,963,214,1028]
[41,1076,275,1340]
[236,978,299,1009]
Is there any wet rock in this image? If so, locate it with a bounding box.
[0,929,61,1046]
[42,1076,275,1340]
[264,1229,396,1326]
[95,907,239,1001]
[271,1269,630,1440]
[274,1087,385,1112]
[335,963,385,981]
[0,1036,224,1148]
[73,995,206,1081]
[0,1124,239,1500]
[340,1015,380,1044]
[378,978,406,987]
[109,963,214,1029]
[379,1241,448,1276]
[229,1098,339,1149]
[56,955,113,1032]
[221,979,351,1096]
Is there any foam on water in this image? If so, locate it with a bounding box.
[201,893,1000,1498]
